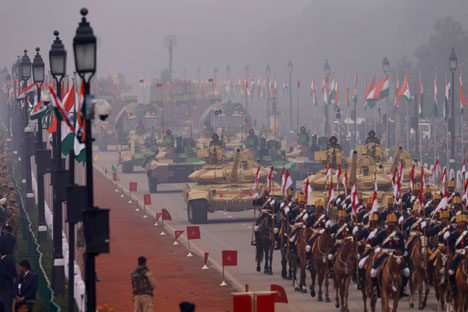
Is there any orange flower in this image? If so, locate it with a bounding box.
[97,306,103,311]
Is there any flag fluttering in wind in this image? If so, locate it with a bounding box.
[444,75,450,119]
[459,70,467,111]
[431,191,447,220]
[310,77,317,105]
[342,170,348,196]
[398,72,411,103]
[352,73,358,105]
[283,170,293,197]
[441,167,447,191]
[254,166,261,191]
[327,181,335,209]
[370,191,378,215]
[366,74,389,108]
[345,76,349,106]
[409,164,415,192]
[320,76,329,104]
[266,166,274,190]
[395,77,400,107]
[324,163,332,185]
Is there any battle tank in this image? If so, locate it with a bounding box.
[183,146,269,224]
[145,136,205,193]
[385,146,432,187]
[118,131,157,173]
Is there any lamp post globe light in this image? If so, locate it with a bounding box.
[49,29,67,296]
[449,48,457,171]
[73,8,110,312]
[382,57,390,75]
[287,60,293,129]
[20,50,32,83]
[32,47,45,84]
[324,60,331,135]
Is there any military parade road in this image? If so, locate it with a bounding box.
[95,147,442,312]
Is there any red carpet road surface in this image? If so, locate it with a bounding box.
[94,170,233,311]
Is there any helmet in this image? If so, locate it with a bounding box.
[338,210,348,218]
[447,179,455,188]
[370,213,379,222]
[287,188,294,197]
[315,199,324,207]
[456,214,467,223]
[386,213,397,223]
[452,196,462,204]
[414,183,421,191]
[438,211,449,219]
[433,192,441,200]
[368,130,376,136]
[424,186,432,194]
[330,136,337,142]
[166,129,171,135]
[366,197,373,205]
[300,126,306,132]
[212,133,219,140]
[249,129,254,135]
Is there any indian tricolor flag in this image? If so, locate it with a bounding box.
[17,83,36,100]
[395,77,400,108]
[352,72,358,104]
[398,72,411,103]
[419,72,423,116]
[366,74,389,108]
[29,88,47,120]
[328,75,337,105]
[310,77,317,105]
[444,75,450,119]
[459,70,467,111]
[433,73,438,118]
[61,84,76,156]
[74,81,86,162]
[320,76,329,104]
[345,76,349,106]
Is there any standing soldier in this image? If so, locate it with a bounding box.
[244,129,258,150]
[131,256,156,312]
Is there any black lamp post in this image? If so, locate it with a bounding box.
[49,30,67,296]
[5,73,10,138]
[287,60,293,130]
[324,60,331,135]
[19,50,32,206]
[449,48,457,171]
[383,57,390,149]
[73,8,109,312]
[32,47,50,244]
[266,64,271,129]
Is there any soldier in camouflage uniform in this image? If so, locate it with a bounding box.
[132,256,156,312]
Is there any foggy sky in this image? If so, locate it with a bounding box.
[2,0,468,83]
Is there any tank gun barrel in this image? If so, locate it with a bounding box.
[230,149,241,180]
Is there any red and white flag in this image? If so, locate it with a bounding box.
[409,164,415,191]
[304,178,310,204]
[283,170,293,197]
[324,163,332,185]
[419,166,425,205]
[370,191,378,215]
[253,166,261,191]
[342,170,348,196]
[395,77,401,107]
[327,181,335,209]
[373,170,378,191]
[351,182,357,216]
[280,167,285,189]
[441,167,447,190]
[267,166,274,189]
[431,191,448,220]
[432,159,439,181]
[398,72,411,102]
[335,164,342,190]
[17,83,36,99]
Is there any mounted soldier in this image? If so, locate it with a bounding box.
[288,192,308,251]
[447,213,468,296]
[305,200,330,269]
[426,210,451,286]
[328,210,353,277]
[252,189,274,246]
[370,213,410,298]
[357,212,382,289]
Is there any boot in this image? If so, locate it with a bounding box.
[251,231,259,246]
[274,233,280,250]
[400,275,409,298]
[328,259,334,278]
[449,274,457,297]
[357,268,365,290]
[427,262,434,286]
[371,277,380,298]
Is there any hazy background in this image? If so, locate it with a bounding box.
[2,0,468,80]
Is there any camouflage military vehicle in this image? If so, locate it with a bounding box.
[96,121,116,152]
[145,137,205,193]
[183,146,269,224]
[118,131,157,173]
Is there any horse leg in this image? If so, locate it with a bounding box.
[334,275,340,309]
[418,270,424,310]
[325,271,331,302]
[268,248,273,275]
[381,289,389,312]
[300,261,307,292]
[392,292,401,312]
[317,266,323,301]
[409,272,415,308]
[344,276,351,312]
[362,277,368,312]
[263,248,268,274]
[281,250,287,279]
[310,267,316,297]
[423,275,430,309]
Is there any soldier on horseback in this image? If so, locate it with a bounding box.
[288,192,308,251]
[402,202,427,251]
[370,213,410,298]
[252,189,275,246]
[305,200,330,269]
[447,213,468,296]
[328,210,353,277]
[426,210,451,286]
[357,212,382,289]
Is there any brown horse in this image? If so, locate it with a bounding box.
[309,231,333,302]
[408,235,430,309]
[290,226,309,293]
[380,250,404,312]
[362,252,378,312]
[431,246,450,312]
[455,251,468,312]
[255,213,274,275]
[333,236,356,312]
[280,216,293,280]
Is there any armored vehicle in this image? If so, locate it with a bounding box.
[183,146,269,224]
[118,131,157,173]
